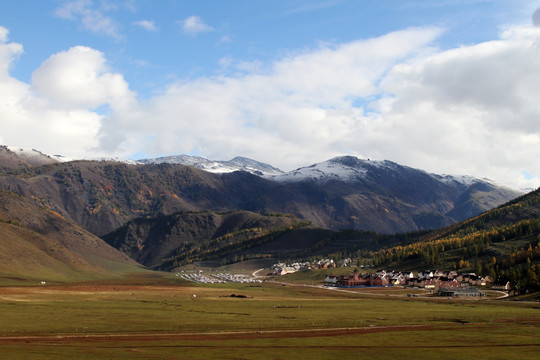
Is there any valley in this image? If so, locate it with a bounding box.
[0,147,538,359]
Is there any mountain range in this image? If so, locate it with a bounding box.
[0,145,527,273]
[0,146,522,234]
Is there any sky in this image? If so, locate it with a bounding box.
[1,0,540,190]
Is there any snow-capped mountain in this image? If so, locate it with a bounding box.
[271,155,514,191]
[272,156,389,183]
[136,155,283,176]
[0,147,525,234]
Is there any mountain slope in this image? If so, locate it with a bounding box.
[269,156,521,232]
[102,210,310,269]
[0,190,143,282]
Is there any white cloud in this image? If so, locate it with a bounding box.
[179,16,214,35]
[133,20,157,32]
[0,33,133,158]
[2,23,540,190]
[55,0,122,39]
[100,27,443,166]
[0,26,23,77]
[104,25,540,189]
[374,26,540,189]
[0,26,9,42]
[32,46,134,110]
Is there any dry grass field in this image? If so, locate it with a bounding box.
[1,275,539,359]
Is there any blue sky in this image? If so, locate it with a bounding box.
[1,0,540,189]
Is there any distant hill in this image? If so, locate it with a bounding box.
[361,188,540,293]
[0,190,143,282]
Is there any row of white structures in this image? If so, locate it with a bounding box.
[178,272,262,284]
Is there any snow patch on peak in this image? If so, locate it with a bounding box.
[136,154,283,176]
[5,146,66,164]
[437,174,498,187]
[272,156,377,183]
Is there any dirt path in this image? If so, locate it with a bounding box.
[0,324,481,344]
[1,317,538,345]
[252,268,265,279]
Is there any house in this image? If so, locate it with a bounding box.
[273,267,288,276]
[369,274,389,287]
[338,258,352,267]
[336,270,393,287]
[434,270,447,278]
[390,274,406,286]
[437,287,485,297]
[492,281,511,291]
[438,280,461,289]
[404,272,415,279]
[315,259,336,269]
[418,271,434,280]
[338,270,370,287]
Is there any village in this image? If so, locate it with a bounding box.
[177,259,508,298]
[271,259,507,298]
[325,269,495,297]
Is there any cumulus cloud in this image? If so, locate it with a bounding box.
[374,26,540,189]
[132,20,157,32]
[0,32,133,158]
[55,0,122,39]
[32,46,134,109]
[179,16,214,35]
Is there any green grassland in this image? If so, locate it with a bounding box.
[1,275,539,359]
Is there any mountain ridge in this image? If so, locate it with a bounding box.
[1,145,520,191]
[136,154,284,176]
[0,146,523,236]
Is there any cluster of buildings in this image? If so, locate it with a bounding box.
[324,269,491,297]
[272,258,344,275]
[272,262,311,276]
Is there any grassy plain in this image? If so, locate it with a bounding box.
[0,275,539,359]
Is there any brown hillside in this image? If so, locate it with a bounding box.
[102,210,306,268]
[0,190,142,281]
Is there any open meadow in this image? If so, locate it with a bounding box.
[0,274,539,359]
